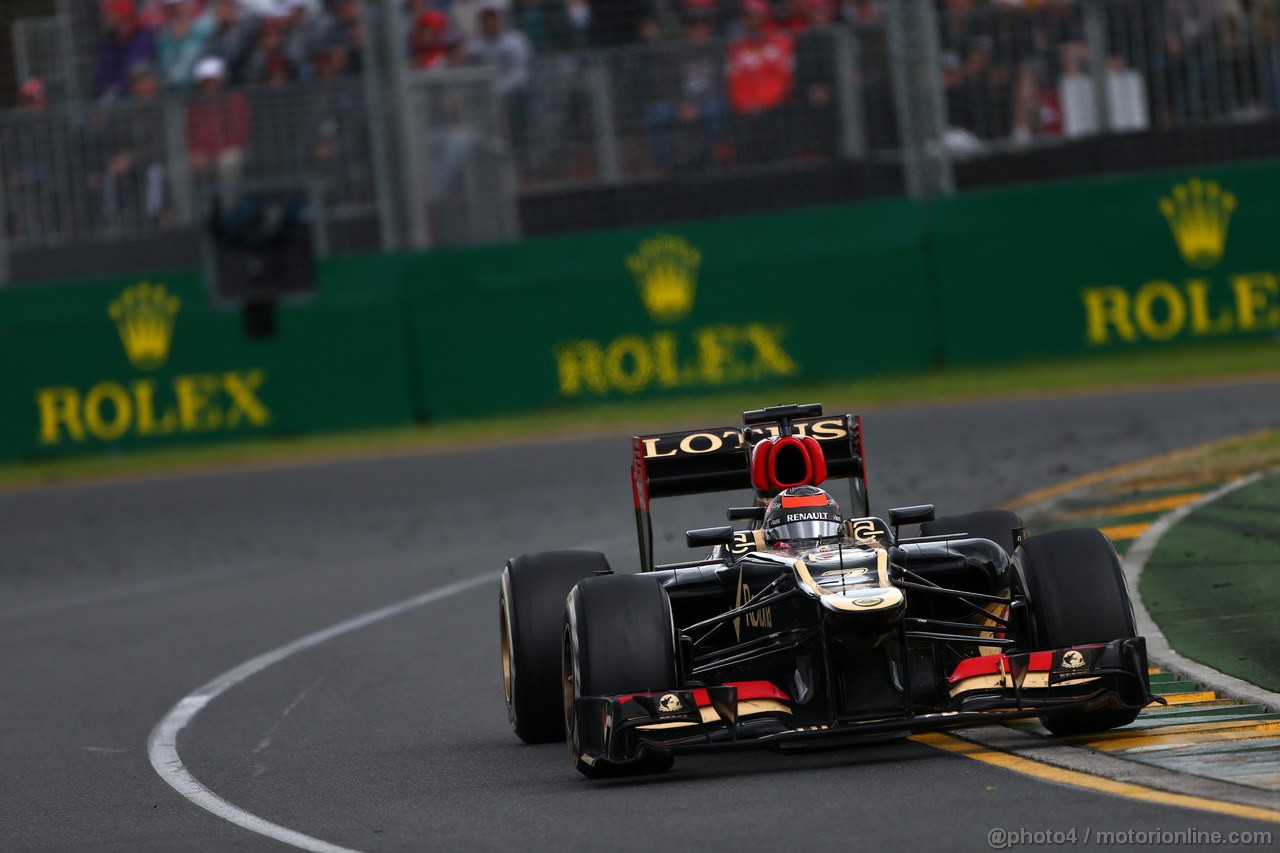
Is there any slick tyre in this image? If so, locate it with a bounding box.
[563,574,679,779]
[922,509,1026,556]
[1014,528,1142,736]
[501,551,612,743]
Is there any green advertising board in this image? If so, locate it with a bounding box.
[0,256,415,462]
[932,162,1280,365]
[403,199,934,419]
[3,160,1279,463]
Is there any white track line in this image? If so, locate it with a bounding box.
[148,570,501,853]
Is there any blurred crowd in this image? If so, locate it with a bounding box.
[935,0,1280,145]
[5,0,379,241]
[8,0,1280,243]
[85,0,884,93]
[92,0,363,95]
[69,0,1280,160]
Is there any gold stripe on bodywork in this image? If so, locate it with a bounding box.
[790,550,903,612]
[946,672,1101,697]
[699,699,792,723]
[732,547,770,641]
[635,698,793,731]
[977,600,1010,657]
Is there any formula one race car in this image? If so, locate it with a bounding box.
[499,404,1154,777]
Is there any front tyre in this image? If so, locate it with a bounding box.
[501,550,611,743]
[563,574,679,778]
[1015,528,1143,736]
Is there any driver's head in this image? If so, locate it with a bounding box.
[764,486,841,545]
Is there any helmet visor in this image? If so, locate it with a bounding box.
[766,519,841,542]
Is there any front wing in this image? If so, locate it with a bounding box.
[572,639,1154,770]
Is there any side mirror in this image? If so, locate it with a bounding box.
[686,526,736,549]
[888,504,935,539]
[727,506,765,521]
[888,504,935,527]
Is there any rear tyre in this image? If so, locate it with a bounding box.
[501,551,611,743]
[564,574,679,778]
[922,509,1026,556]
[1014,528,1142,736]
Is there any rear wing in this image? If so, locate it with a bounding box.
[631,407,869,571]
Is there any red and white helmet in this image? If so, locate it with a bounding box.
[763,485,841,544]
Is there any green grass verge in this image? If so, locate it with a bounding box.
[1141,471,1280,693]
[3,339,1278,490]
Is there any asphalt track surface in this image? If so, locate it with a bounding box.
[5,380,1280,852]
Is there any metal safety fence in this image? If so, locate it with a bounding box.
[934,0,1280,147]
[0,78,389,280]
[513,23,896,186]
[6,0,1280,284]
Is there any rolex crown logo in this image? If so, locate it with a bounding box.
[109,282,180,371]
[627,234,701,324]
[1158,178,1235,269]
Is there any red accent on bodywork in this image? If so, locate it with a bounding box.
[689,680,791,708]
[947,650,1056,685]
[799,435,827,485]
[1028,651,1055,670]
[631,437,649,512]
[855,415,868,494]
[751,436,830,494]
[768,436,812,489]
[617,680,791,707]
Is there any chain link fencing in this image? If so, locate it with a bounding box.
[5,0,1280,284]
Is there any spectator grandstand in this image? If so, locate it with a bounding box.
[3,0,1280,282]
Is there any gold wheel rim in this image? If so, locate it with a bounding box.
[499,597,513,707]
[563,624,578,761]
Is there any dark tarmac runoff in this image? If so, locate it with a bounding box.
[3,379,1280,851]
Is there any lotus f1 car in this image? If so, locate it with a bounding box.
[500,404,1154,777]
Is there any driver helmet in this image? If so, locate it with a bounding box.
[764,485,842,544]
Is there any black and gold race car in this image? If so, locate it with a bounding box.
[499,403,1154,777]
